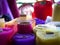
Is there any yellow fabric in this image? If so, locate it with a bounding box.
[36,31,59,45]
[34,24,60,45]
[53,4,60,21]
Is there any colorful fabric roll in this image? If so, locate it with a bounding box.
[36,29,59,45]
[2,0,13,20]
[53,1,60,21]
[5,23,18,37]
[0,28,13,45]
[34,1,52,20]
[17,22,33,34]
[7,0,20,18]
[12,34,35,45]
[46,22,60,44]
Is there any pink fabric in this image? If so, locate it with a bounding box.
[5,24,17,36]
[0,28,13,45]
[5,23,17,45]
[17,24,33,34]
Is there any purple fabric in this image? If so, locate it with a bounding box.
[12,34,35,45]
[0,28,13,45]
[2,0,13,19]
[0,0,3,14]
[57,1,60,4]
[7,0,20,18]
[35,18,45,25]
[17,23,33,34]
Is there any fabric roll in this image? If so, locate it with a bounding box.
[52,1,60,21]
[0,0,3,15]
[0,28,13,45]
[5,21,18,45]
[36,29,59,45]
[46,22,60,44]
[17,22,33,34]
[7,0,20,18]
[2,0,13,21]
[34,1,52,20]
[5,22,18,38]
[12,34,35,45]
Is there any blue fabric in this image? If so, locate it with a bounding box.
[34,18,45,25]
[2,14,12,22]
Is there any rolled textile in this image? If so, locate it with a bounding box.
[36,30,59,45]
[33,24,47,33]
[34,1,52,20]
[5,22,18,37]
[2,0,13,21]
[34,22,60,45]
[7,0,20,18]
[12,34,35,45]
[0,28,13,45]
[52,1,60,21]
[17,22,33,34]
[46,22,60,44]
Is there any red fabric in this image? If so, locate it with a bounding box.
[34,1,52,20]
[32,12,36,19]
[17,24,33,34]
